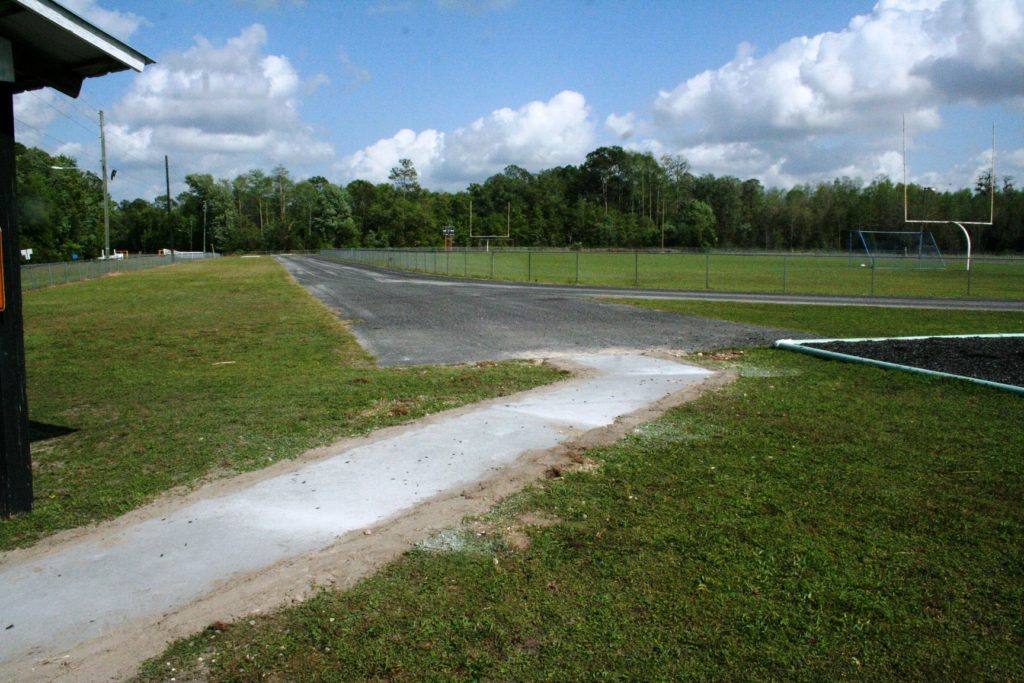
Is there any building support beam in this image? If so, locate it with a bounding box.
[0,82,32,516]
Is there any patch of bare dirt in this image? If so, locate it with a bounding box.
[0,355,734,683]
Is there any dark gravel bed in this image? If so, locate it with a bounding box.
[808,336,1024,388]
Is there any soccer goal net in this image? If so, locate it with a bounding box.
[849,230,945,269]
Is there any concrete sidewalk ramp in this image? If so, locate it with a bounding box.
[0,352,714,679]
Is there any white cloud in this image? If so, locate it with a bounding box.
[341,128,445,182]
[108,24,333,193]
[632,0,1024,188]
[605,112,636,140]
[12,90,59,146]
[59,0,147,40]
[336,90,595,188]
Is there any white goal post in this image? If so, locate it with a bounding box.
[902,116,995,272]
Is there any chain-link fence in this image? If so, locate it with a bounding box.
[20,253,222,291]
[321,248,1024,300]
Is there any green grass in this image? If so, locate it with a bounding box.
[135,304,1024,682]
[610,299,1024,338]
[4,257,563,550]
[327,248,1024,301]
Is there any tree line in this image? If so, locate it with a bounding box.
[15,142,1024,263]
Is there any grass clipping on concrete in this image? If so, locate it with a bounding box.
[136,309,1024,682]
[4,257,563,550]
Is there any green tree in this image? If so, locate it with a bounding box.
[388,158,420,194]
[676,199,717,248]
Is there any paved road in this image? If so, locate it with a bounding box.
[278,255,802,365]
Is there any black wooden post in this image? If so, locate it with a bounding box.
[0,83,33,516]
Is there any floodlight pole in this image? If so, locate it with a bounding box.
[165,155,174,263]
[99,110,110,259]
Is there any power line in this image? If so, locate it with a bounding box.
[13,116,102,165]
[20,90,98,138]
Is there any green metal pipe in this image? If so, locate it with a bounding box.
[774,334,1024,396]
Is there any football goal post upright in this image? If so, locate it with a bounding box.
[469,199,513,252]
[902,116,995,272]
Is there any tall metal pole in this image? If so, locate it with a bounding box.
[165,155,174,263]
[203,201,207,255]
[902,113,908,224]
[99,110,110,259]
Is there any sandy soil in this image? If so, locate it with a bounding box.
[1,356,734,682]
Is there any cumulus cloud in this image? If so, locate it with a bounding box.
[336,90,595,188]
[625,0,1024,187]
[342,128,445,183]
[108,24,333,188]
[12,90,59,146]
[605,112,636,140]
[60,0,146,39]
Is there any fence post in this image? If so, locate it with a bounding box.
[490,250,494,279]
[704,251,710,289]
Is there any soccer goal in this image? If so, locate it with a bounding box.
[849,229,945,269]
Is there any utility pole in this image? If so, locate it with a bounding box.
[165,155,174,263]
[99,110,110,259]
[202,201,207,255]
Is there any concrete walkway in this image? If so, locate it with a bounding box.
[0,352,713,676]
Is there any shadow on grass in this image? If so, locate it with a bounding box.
[28,421,77,443]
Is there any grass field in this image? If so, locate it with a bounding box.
[325,248,1024,301]
[3,257,562,551]
[135,302,1024,682]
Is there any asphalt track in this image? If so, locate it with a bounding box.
[278,255,799,364]
[279,255,1023,364]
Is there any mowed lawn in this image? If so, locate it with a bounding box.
[136,301,1023,682]
[329,248,1024,301]
[4,257,562,550]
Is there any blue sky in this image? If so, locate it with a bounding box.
[13,0,1024,201]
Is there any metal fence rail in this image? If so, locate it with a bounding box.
[321,248,1024,301]
[20,253,222,291]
